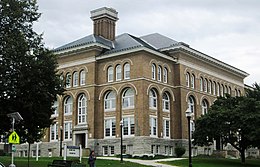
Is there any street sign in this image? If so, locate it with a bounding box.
[8,131,20,144]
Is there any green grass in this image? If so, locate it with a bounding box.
[0,156,151,167]
[161,157,260,167]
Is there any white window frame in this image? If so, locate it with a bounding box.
[163,118,170,138]
[188,96,195,113]
[123,117,135,136]
[116,64,122,81]
[73,72,78,87]
[158,66,162,82]
[64,121,72,140]
[104,91,116,111]
[163,67,168,83]
[209,80,212,94]
[162,93,170,112]
[108,66,113,82]
[80,70,86,86]
[50,123,58,141]
[191,74,195,89]
[150,116,157,137]
[78,94,87,124]
[124,63,130,80]
[64,96,72,115]
[104,118,116,138]
[51,101,58,117]
[122,88,134,109]
[200,77,203,91]
[213,82,216,95]
[65,73,71,88]
[186,72,190,87]
[152,64,156,80]
[149,89,157,109]
[204,79,208,92]
[202,100,208,115]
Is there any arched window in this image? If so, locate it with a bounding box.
[213,81,216,95]
[158,66,162,82]
[225,85,228,94]
[163,67,168,83]
[228,86,231,95]
[152,64,156,80]
[104,91,116,111]
[65,73,71,88]
[221,84,224,96]
[149,89,157,109]
[78,94,87,124]
[107,66,113,82]
[204,79,208,92]
[200,77,204,91]
[122,88,134,109]
[188,96,195,113]
[162,92,170,112]
[202,99,208,115]
[191,74,195,89]
[217,83,221,96]
[64,96,72,115]
[51,100,58,117]
[186,72,190,87]
[73,72,78,87]
[209,80,212,94]
[116,64,122,81]
[124,63,130,79]
[80,70,85,86]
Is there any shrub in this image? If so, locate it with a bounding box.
[175,146,186,158]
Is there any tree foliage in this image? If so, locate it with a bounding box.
[193,84,260,163]
[0,0,64,144]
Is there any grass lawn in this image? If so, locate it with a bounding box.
[0,156,151,167]
[161,157,260,167]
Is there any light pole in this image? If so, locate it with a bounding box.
[185,109,193,167]
[60,126,63,157]
[120,120,123,163]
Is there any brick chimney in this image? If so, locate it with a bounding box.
[90,7,118,41]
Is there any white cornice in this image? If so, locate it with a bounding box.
[161,45,249,78]
[58,57,96,69]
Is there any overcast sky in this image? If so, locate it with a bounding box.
[34,0,260,85]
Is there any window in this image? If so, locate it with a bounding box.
[116,65,122,81]
[65,73,71,88]
[163,67,168,83]
[104,91,116,111]
[149,89,157,109]
[200,77,203,91]
[158,66,162,81]
[122,88,134,109]
[50,123,58,141]
[235,89,238,96]
[64,122,72,140]
[73,72,78,87]
[202,99,208,115]
[64,96,72,115]
[104,118,116,137]
[156,145,160,154]
[163,119,170,138]
[186,72,190,87]
[209,80,212,94]
[213,81,216,95]
[123,117,135,136]
[162,92,170,112]
[78,94,87,124]
[238,90,241,96]
[152,64,156,80]
[225,85,228,94]
[191,74,195,89]
[217,83,221,96]
[188,96,195,113]
[51,100,58,117]
[80,70,86,86]
[150,117,157,137]
[110,146,115,155]
[221,84,224,96]
[103,146,108,156]
[228,86,231,95]
[204,79,208,92]
[124,63,130,79]
[108,66,113,82]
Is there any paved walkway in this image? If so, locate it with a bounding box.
[98,156,185,167]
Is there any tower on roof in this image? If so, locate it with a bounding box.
[90,7,118,41]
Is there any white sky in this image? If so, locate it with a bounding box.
[34,0,260,85]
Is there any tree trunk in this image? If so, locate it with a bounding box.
[240,149,245,163]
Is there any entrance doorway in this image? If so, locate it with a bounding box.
[75,133,86,148]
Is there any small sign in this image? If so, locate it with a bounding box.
[8,131,20,144]
[12,145,16,152]
[67,146,80,157]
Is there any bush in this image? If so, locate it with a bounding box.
[175,146,186,158]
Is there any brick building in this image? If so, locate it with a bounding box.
[15,7,248,157]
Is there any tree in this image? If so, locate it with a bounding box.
[193,93,260,163]
[0,0,64,145]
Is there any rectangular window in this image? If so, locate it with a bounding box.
[64,122,72,140]
[103,146,108,156]
[50,123,58,141]
[104,118,116,137]
[122,145,126,154]
[150,117,157,137]
[163,119,170,138]
[156,145,160,154]
[151,145,155,154]
[123,117,135,136]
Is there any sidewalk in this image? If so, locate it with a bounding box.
[98,156,185,167]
